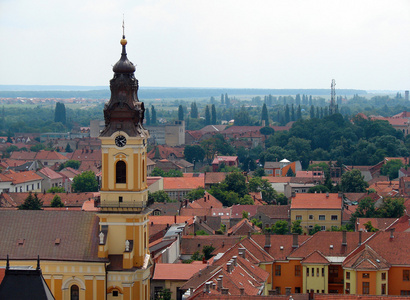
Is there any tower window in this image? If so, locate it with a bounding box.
[119,196,123,203]
[116,161,126,183]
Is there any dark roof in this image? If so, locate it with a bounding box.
[0,263,54,300]
[0,211,104,262]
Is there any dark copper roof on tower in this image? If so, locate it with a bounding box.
[112,35,136,74]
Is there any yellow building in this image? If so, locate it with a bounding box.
[0,33,152,300]
[290,193,343,234]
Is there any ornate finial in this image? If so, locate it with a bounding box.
[121,16,127,46]
[122,15,125,37]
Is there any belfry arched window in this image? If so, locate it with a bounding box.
[70,285,79,300]
[116,160,126,183]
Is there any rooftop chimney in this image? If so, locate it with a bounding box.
[221,288,229,295]
[247,231,252,238]
[226,262,232,273]
[238,248,246,259]
[240,287,245,295]
[292,233,299,249]
[358,230,362,246]
[232,256,237,266]
[217,275,223,290]
[342,230,347,246]
[390,228,395,239]
[204,282,211,293]
[265,233,271,248]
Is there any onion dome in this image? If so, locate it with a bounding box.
[112,35,136,74]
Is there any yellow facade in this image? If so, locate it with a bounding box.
[98,130,152,300]
[1,260,106,300]
[302,265,329,294]
[291,209,342,234]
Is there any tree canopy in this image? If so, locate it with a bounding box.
[72,171,98,193]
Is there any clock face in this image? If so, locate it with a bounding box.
[115,135,127,147]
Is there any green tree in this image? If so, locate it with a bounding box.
[242,211,249,219]
[184,145,205,163]
[148,190,172,204]
[211,104,217,125]
[341,169,369,192]
[259,126,275,137]
[51,194,64,207]
[54,102,66,125]
[178,105,184,121]
[185,188,205,201]
[308,185,330,193]
[248,176,277,204]
[261,103,269,126]
[18,192,43,210]
[47,186,65,193]
[285,104,290,123]
[380,159,403,180]
[151,105,157,125]
[145,108,151,125]
[363,221,378,232]
[195,230,209,236]
[191,102,198,118]
[59,160,81,171]
[377,197,405,218]
[157,289,172,300]
[291,220,303,234]
[191,250,203,260]
[65,143,73,153]
[30,143,46,152]
[271,220,289,235]
[72,171,98,192]
[203,245,215,260]
[309,224,322,235]
[205,106,211,125]
[223,171,248,198]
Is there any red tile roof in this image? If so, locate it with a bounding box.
[190,192,223,209]
[147,145,185,160]
[0,211,103,262]
[0,192,99,208]
[227,218,262,235]
[289,231,375,259]
[5,171,42,184]
[37,167,63,180]
[231,205,259,219]
[163,177,205,190]
[291,193,342,210]
[35,150,67,160]
[205,172,227,185]
[362,231,410,265]
[301,250,329,264]
[153,263,206,280]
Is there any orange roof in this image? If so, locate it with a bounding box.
[163,177,204,190]
[38,167,63,180]
[190,192,223,209]
[153,263,206,280]
[5,171,42,184]
[35,150,68,160]
[261,176,291,183]
[291,193,342,209]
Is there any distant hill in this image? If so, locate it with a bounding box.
[0,85,367,99]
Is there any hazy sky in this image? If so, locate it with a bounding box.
[1,0,409,90]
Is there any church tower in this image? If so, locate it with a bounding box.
[97,28,152,299]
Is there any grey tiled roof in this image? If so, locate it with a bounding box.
[0,211,104,262]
